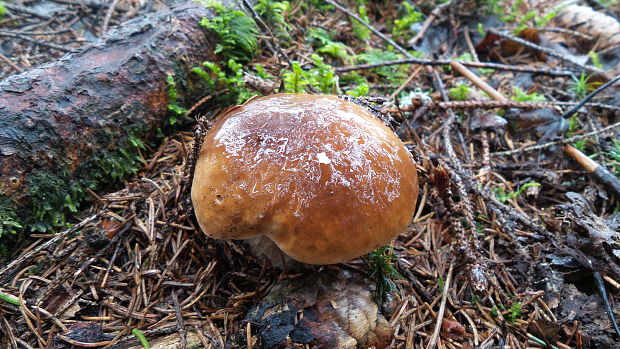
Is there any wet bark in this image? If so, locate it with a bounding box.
[0,1,228,231]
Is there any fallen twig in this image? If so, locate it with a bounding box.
[336,58,576,76]
[487,28,603,74]
[386,100,620,112]
[101,0,122,36]
[560,74,620,119]
[564,145,620,200]
[325,0,415,59]
[426,262,454,349]
[594,271,620,337]
[491,120,620,156]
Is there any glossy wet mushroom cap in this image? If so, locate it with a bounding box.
[191,93,419,264]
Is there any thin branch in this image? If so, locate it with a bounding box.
[487,28,603,74]
[491,120,620,156]
[594,272,620,337]
[336,58,576,76]
[241,0,293,66]
[101,0,122,36]
[560,74,620,118]
[325,0,414,59]
[0,31,72,52]
[386,100,620,112]
[426,262,454,349]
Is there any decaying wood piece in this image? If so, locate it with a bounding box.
[558,192,620,279]
[231,269,393,348]
[0,0,227,232]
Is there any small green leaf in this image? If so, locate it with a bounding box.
[132,328,151,349]
[0,291,20,306]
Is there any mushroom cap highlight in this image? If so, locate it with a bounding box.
[191,94,418,264]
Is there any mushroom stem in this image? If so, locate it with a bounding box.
[244,235,301,270]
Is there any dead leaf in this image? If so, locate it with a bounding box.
[442,318,465,340]
[242,270,392,348]
[470,113,507,131]
[528,318,560,345]
[553,5,620,52]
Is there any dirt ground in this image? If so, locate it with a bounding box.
[1,0,620,348]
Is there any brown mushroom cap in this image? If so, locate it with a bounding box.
[191,94,418,264]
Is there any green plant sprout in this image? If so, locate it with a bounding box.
[346,82,369,97]
[477,23,485,37]
[511,86,546,102]
[199,1,259,63]
[437,276,445,291]
[281,55,338,94]
[0,197,22,238]
[254,0,292,42]
[359,48,407,84]
[449,83,471,101]
[534,11,556,28]
[132,328,151,349]
[570,73,601,100]
[482,0,503,15]
[392,2,422,38]
[505,302,522,323]
[283,61,312,93]
[0,290,19,306]
[573,138,587,152]
[497,0,555,33]
[309,54,338,94]
[193,59,257,104]
[254,64,274,80]
[499,0,525,23]
[588,51,603,70]
[352,5,371,40]
[494,182,541,203]
[365,245,402,301]
[605,140,620,176]
[306,27,353,62]
[166,74,188,125]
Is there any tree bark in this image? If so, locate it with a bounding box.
[0,1,229,232]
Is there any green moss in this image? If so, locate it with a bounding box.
[449,83,471,101]
[198,1,259,63]
[166,74,188,125]
[358,49,408,85]
[391,2,422,39]
[26,170,81,232]
[0,196,22,238]
[0,125,149,242]
[254,0,292,43]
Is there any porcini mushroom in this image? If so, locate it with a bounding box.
[191,94,418,264]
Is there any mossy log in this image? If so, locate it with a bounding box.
[0,1,230,235]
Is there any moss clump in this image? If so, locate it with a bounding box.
[0,128,148,245]
[26,170,81,232]
[198,1,259,63]
[0,196,22,238]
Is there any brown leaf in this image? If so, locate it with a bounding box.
[501,28,546,60]
[441,318,465,340]
[528,318,560,345]
[553,5,620,52]
[242,270,392,348]
[470,113,507,131]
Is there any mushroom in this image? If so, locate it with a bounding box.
[191,93,418,264]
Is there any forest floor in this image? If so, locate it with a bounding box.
[1,0,620,348]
